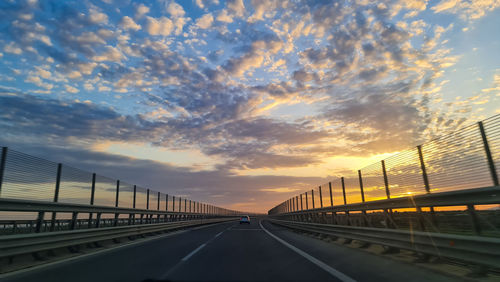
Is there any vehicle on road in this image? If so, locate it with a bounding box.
[239,215,250,224]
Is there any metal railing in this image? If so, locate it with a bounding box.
[0,147,249,235]
[269,115,500,236]
[266,115,500,271]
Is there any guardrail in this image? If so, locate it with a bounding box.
[0,198,239,234]
[269,115,500,237]
[0,146,252,235]
[268,219,500,270]
[0,217,236,259]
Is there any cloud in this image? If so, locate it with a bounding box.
[88,8,108,24]
[92,46,124,62]
[135,3,150,18]
[431,0,500,20]
[216,9,233,23]
[227,0,245,18]
[146,17,174,36]
[120,16,141,31]
[4,42,22,54]
[167,1,185,18]
[432,0,460,13]
[196,13,214,29]
[65,85,79,93]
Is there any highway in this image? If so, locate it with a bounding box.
[3,219,462,282]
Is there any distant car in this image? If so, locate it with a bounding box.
[239,215,250,224]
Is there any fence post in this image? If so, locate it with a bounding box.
[184,198,187,212]
[311,189,315,209]
[172,196,175,213]
[358,170,369,227]
[114,180,120,226]
[417,145,431,193]
[296,196,299,211]
[329,182,333,207]
[300,194,303,210]
[146,189,150,210]
[179,197,182,212]
[305,192,309,210]
[0,147,7,195]
[329,181,336,224]
[115,180,120,207]
[358,170,365,202]
[341,177,347,205]
[50,163,62,232]
[319,186,323,208]
[157,192,160,210]
[381,160,390,199]
[478,121,499,186]
[341,177,349,225]
[166,194,169,211]
[133,185,137,208]
[89,173,96,228]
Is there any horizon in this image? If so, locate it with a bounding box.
[1,0,499,213]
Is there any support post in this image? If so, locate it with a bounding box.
[300,194,303,210]
[479,121,499,186]
[0,147,7,195]
[114,180,120,226]
[157,192,160,210]
[146,189,150,210]
[417,145,431,193]
[329,182,333,207]
[341,176,349,225]
[341,177,347,205]
[50,163,62,232]
[88,173,96,228]
[319,186,323,208]
[358,170,365,202]
[70,212,78,230]
[467,204,482,235]
[381,160,390,199]
[115,180,120,207]
[305,192,309,210]
[133,185,137,208]
[35,211,44,233]
[311,189,315,209]
[166,194,168,211]
[358,170,369,226]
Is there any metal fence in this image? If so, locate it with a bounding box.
[0,146,242,220]
[268,115,500,235]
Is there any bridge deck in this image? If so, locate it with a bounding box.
[2,219,464,282]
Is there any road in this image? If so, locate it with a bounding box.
[2,218,462,282]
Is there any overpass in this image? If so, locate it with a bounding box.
[0,115,499,281]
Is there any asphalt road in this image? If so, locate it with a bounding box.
[2,218,462,282]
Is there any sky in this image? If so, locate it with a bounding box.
[0,0,499,213]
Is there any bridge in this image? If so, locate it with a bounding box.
[0,115,499,282]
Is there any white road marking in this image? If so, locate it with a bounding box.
[259,220,357,282]
[2,221,235,280]
[0,229,188,279]
[181,243,206,261]
[160,223,234,279]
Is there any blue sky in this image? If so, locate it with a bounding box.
[0,0,499,212]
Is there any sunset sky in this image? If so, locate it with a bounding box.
[0,0,499,212]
